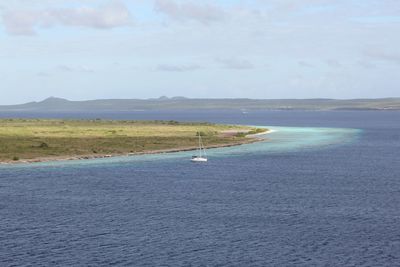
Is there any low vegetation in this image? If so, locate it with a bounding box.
[0,119,265,162]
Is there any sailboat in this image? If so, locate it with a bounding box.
[191,133,208,162]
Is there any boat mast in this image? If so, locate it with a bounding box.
[198,133,202,157]
[202,136,207,158]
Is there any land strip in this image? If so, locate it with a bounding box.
[0,119,268,164]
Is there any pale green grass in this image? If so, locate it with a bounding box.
[0,119,259,161]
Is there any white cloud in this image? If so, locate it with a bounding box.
[325,59,342,68]
[156,64,202,72]
[36,71,52,77]
[298,61,315,68]
[357,60,377,69]
[1,0,132,35]
[216,57,254,70]
[154,0,225,24]
[366,50,400,65]
[57,64,95,73]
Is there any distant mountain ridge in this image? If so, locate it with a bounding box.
[1,97,400,111]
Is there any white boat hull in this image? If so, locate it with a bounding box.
[191,157,208,162]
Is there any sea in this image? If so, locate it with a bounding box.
[0,110,399,266]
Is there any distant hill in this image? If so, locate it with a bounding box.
[1,96,399,112]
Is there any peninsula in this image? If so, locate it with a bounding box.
[0,119,267,164]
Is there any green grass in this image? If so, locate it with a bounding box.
[0,119,260,161]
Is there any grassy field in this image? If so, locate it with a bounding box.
[0,119,264,162]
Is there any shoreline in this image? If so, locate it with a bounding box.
[0,131,270,165]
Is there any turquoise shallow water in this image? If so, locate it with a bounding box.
[210,126,361,156]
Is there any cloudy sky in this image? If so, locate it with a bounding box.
[0,0,399,104]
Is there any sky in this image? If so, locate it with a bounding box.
[0,0,399,104]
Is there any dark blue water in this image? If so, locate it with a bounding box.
[1,111,399,266]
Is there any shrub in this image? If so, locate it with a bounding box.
[167,120,179,125]
[235,132,247,138]
[248,128,266,135]
[196,131,206,137]
[12,156,19,161]
[39,142,49,148]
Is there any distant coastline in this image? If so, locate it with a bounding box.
[1,97,399,112]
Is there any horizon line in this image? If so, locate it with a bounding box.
[3,96,400,106]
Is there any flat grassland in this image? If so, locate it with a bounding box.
[0,119,266,162]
